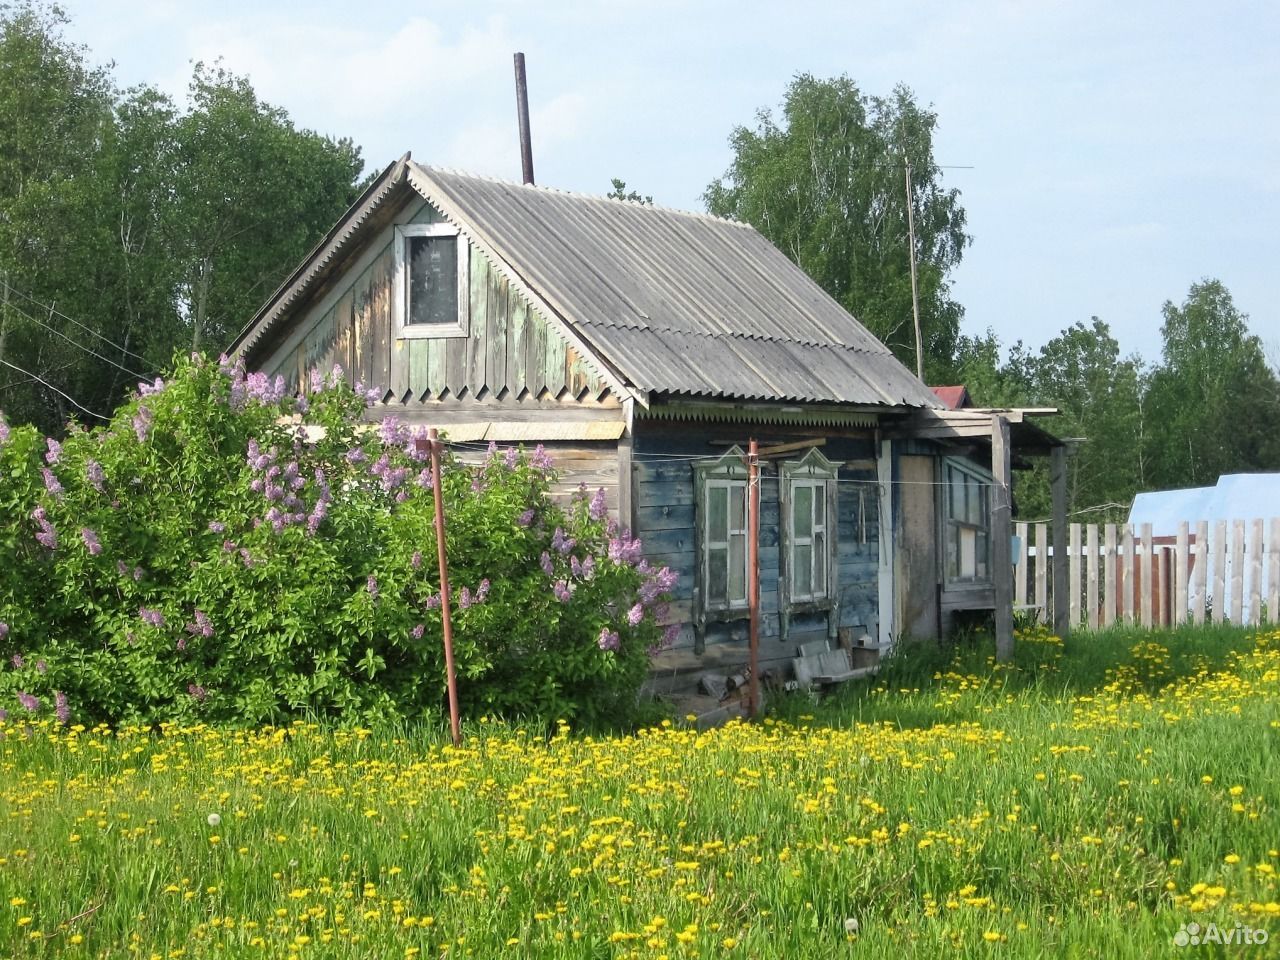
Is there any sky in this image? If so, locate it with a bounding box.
[67,0,1279,365]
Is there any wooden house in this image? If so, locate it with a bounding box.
[228,154,1063,695]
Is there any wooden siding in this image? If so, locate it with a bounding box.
[452,442,620,516]
[264,202,614,409]
[633,424,880,694]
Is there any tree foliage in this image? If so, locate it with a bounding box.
[0,3,363,435]
[0,356,676,728]
[705,74,969,380]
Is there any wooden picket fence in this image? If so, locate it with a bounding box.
[1015,519,1280,630]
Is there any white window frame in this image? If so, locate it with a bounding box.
[695,448,750,616]
[393,223,469,339]
[781,448,838,608]
[942,457,993,585]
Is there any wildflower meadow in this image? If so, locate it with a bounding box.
[2,623,1278,957]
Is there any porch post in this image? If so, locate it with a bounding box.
[877,435,896,651]
[1050,444,1070,640]
[991,414,1014,661]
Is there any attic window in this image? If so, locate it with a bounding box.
[393,223,469,339]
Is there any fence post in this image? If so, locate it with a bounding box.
[992,415,1014,661]
[1231,520,1245,623]
[1121,526,1135,623]
[1212,521,1227,624]
[1050,446,1070,638]
[1069,522,1082,627]
[1249,519,1264,625]
[1035,523,1049,621]
[1086,524,1099,630]
[1174,522,1189,627]
[1270,518,1280,625]
[1104,523,1117,628]
[1015,521,1029,608]
[1193,520,1209,625]
[1140,523,1153,628]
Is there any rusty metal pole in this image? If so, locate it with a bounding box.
[429,428,462,746]
[747,438,761,718]
[513,52,535,186]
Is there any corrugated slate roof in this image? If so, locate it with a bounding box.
[408,164,940,409]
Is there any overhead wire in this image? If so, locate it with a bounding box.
[0,357,109,421]
[0,294,152,381]
[1,279,150,365]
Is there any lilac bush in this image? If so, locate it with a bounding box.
[0,355,673,728]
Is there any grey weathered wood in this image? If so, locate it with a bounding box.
[617,433,634,531]
[991,415,1014,661]
[334,291,354,379]
[372,252,391,396]
[444,336,466,396]
[1269,518,1280,625]
[1034,523,1048,617]
[1069,522,1082,627]
[1121,525,1134,622]
[1175,522,1189,627]
[1103,523,1117,628]
[545,325,567,397]
[466,252,488,395]
[511,296,528,393]
[351,266,372,389]
[1249,519,1263,625]
[1050,446,1069,637]
[1140,522,1153,628]
[486,268,507,394]
[1015,521,1028,606]
[1230,520,1245,623]
[407,339,428,399]
[1193,520,1209,625]
[1212,521,1227,624]
[1086,523,1099,630]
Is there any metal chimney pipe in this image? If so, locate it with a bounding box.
[514,52,534,185]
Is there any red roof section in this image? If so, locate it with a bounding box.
[930,385,971,410]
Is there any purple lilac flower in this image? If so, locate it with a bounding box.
[627,603,644,627]
[34,660,46,674]
[240,548,255,568]
[608,532,645,566]
[570,556,582,578]
[531,444,553,471]
[54,691,70,724]
[295,395,309,414]
[517,508,536,528]
[589,487,609,521]
[367,575,379,599]
[45,437,62,464]
[0,708,6,722]
[411,551,423,570]
[345,446,367,464]
[503,447,519,469]
[17,691,38,712]
[185,610,213,639]
[139,607,165,628]
[138,377,165,397]
[597,628,621,652]
[80,527,102,556]
[86,459,105,493]
[423,594,441,610]
[132,404,152,442]
[470,474,484,494]
[31,506,57,550]
[458,586,473,610]
[176,636,187,651]
[11,653,23,669]
[133,566,143,582]
[411,623,425,640]
[581,556,596,579]
[188,684,207,702]
[540,552,554,577]
[550,527,575,556]
[0,413,9,445]
[476,579,490,603]
[416,467,433,490]
[378,418,406,447]
[553,580,574,603]
[41,467,63,498]
[243,372,286,405]
[405,426,433,462]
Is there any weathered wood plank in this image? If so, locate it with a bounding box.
[1121,525,1134,623]
[511,295,528,395]
[1249,518,1264,625]
[545,325,567,397]
[1174,522,1189,627]
[351,265,373,391]
[1086,523,1099,630]
[1050,447,1069,637]
[333,291,354,382]
[1034,522,1048,616]
[1140,522,1153,628]
[487,266,506,394]
[1069,522,1082,627]
[1212,521,1227,624]
[1230,520,1245,623]
[1193,520,1209,625]
[372,250,392,397]
[407,339,429,400]
[1269,518,1280,625]
[991,417,1013,661]
[466,251,488,396]
[1014,521,1028,607]
[1103,523,1117,628]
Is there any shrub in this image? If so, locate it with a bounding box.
[0,356,676,728]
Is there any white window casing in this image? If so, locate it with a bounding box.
[393,223,470,339]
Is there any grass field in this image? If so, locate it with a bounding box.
[2,623,1278,958]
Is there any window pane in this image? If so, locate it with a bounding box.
[729,483,745,533]
[967,475,980,525]
[946,525,959,579]
[407,235,459,326]
[976,530,989,578]
[813,534,826,596]
[707,547,728,603]
[794,485,813,538]
[960,527,977,578]
[707,485,728,542]
[814,487,825,528]
[794,543,812,597]
[950,471,964,519]
[728,534,746,602]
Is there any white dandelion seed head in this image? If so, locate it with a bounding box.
[207,813,221,827]
[844,917,860,934]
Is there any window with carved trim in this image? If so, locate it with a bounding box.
[943,459,991,583]
[695,450,749,613]
[781,449,838,606]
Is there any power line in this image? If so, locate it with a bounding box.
[1,279,151,366]
[0,357,109,421]
[1,294,151,381]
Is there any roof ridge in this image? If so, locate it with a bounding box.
[416,162,753,229]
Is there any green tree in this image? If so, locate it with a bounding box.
[704,74,969,380]
[606,178,652,204]
[1144,280,1280,488]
